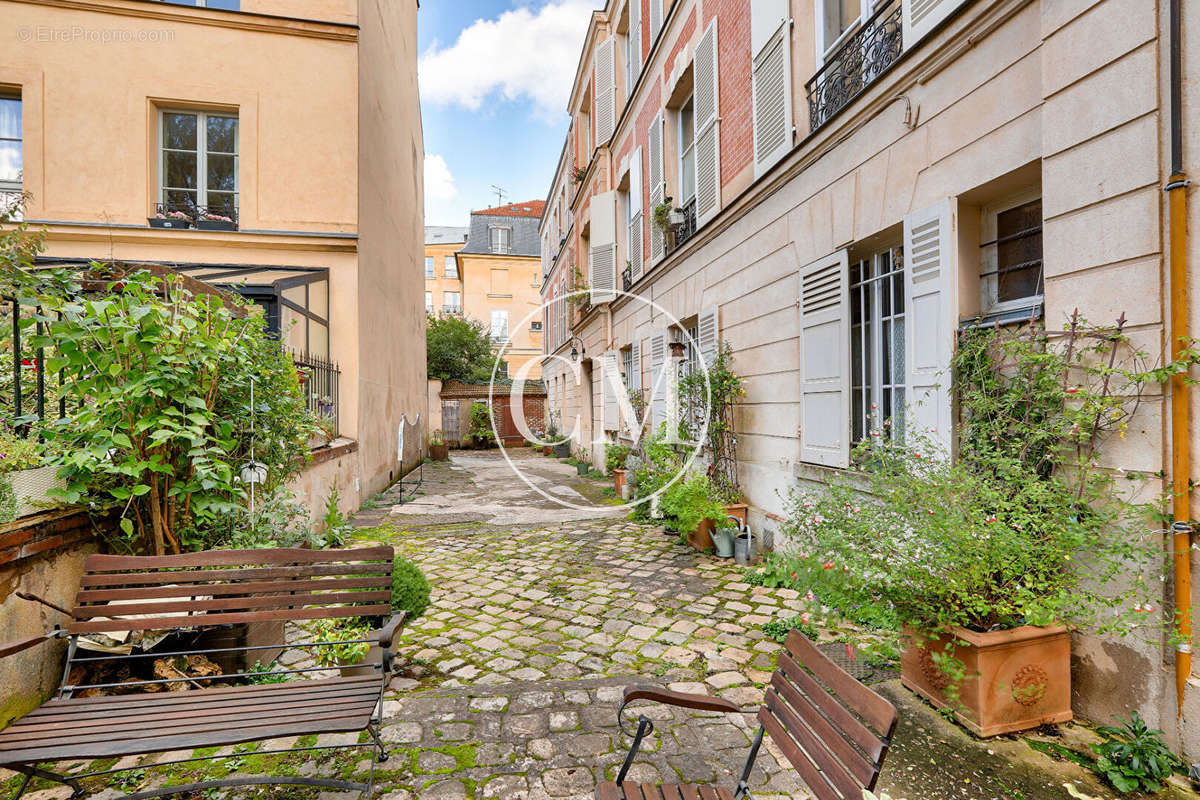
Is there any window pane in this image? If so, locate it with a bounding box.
[0,96,21,140]
[166,189,197,209]
[206,191,236,214]
[164,150,197,189]
[163,113,198,151]
[681,148,695,202]
[0,141,20,184]
[680,98,694,145]
[892,317,905,383]
[206,116,238,154]
[997,199,1043,303]
[206,153,236,192]
[204,0,241,9]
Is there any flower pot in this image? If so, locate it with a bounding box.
[9,466,67,519]
[613,469,627,496]
[429,443,449,461]
[147,217,191,229]
[900,624,1072,737]
[711,527,736,558]
[553,442,571,459]
[196,219,236,231]
[723,503,748,527]
[687,518,716,551]
[576,462,589,476]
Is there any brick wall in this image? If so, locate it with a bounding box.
[0,509,109,569]
[712,0,753,189]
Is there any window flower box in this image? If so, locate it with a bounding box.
[148,211,191,229]
[196,214,236,231]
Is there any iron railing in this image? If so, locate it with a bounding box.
[805,0,902,132]
[442,304,462,315]
[622,266,633,291]
[4,299,68,435]
[667,199,698,255]
[292,350,339,436]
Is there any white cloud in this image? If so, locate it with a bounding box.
[424,153,467,226]
[419,0,593,119]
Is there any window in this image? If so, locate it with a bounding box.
[160,109,238,218]
[490,310,509,343]
[425,291,433,313]
[678,96,696,205]
[424,256,435,279]
[0,93,21,218]
[822,0,861,54]
[850,246,906,444]
[444,256,458,279]
[530,320,543,332]
[489,226,511,255]
[443,291,461,314]
[622,347,634,386]
[981,194,1043,313]
[161,0,240,8]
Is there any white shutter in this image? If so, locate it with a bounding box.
[693,20,721,226]
[799,250,851,468]
[627,0,642,90]
[904,0,969,49]
[649,0,663,42]
[602,350,620,430]
[630,337,642,392]
[697,305,719,370]
[589,190,617,304]
[751,3,792,178]
[628,148,643,281]
[595,38,617,145]
[648,111,665,265]
[903,199,957,457]
[649,328,667,432]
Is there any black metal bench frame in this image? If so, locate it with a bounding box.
[0,547,404,800]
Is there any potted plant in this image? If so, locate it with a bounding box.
[661,473,727,551]
[429,429,449,461]
[652,198,674,232]
[313,617,377,678]
[777,318,1181,737]
[148,209,191,229]
[196,210,237,231]
[575,447,591,476]
[606,443,631,496]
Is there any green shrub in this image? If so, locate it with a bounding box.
[604,444,631,474]
[312,618,372,668]
[468,401,496,446]
[1091,712,1183,793]
[762,613,818,643]
[659,473,726,534]
[317,482,352,548]
[391,556,431,620]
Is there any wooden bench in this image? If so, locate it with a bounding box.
[0,547,404,800]
[597,631,899,800]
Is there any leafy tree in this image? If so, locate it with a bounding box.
[426,314,500,383]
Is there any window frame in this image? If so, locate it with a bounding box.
[850,244,906,446]
[677,94,696,206]
[443,291,461,314]
[489,225,512,255]
[424,291,433,313]
[490,309,509,343]
[444,255,458,279]
[424,256,435,279]
[815,0,876,60]
[157,107,239,216]
[0,92,22,219]
[979,188,1044,316]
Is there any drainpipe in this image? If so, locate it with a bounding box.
[1166,0,1193,717]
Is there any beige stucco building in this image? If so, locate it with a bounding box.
[541,0,1200,757]
[2,0,426,516]
[458,201,545,380]
[424,226,467,316]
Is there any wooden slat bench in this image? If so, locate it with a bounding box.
[0,547,404,800]
[597,631,899,800]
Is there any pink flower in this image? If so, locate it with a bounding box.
[823,561,834,570]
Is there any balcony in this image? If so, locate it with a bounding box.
[443,304,462,315]
[292,349,340,438]
[622,265,632,292]
[805,0,902,132]
[666,199,697,256]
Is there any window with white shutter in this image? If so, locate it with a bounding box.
[903,199,957,456]
[799,250,851,468]
[903,0,969,50]
[649,0,663,44]
[648,112,666,265]
[752,1,793,178]
[626,0,642,91]
[595,38,617,145]
[589,190,617,304]
[648,328,667,432]
[629,338,642,393]
[627,148,644,281]
[693,20,721,226]
[697,305,719,370]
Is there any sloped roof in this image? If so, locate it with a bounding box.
[472,200,546,218]
[425,226,469,245]
[459,205,542,257]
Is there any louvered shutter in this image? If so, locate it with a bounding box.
[627,0,642,90]
[648,111,665,265]
[904,0,969,49]
[602,350,620,431]
[649,328,667,432]
[649,0,663,42]
[595,38,617,145]
[628,147,644,281]
[693,20,721,226]
[697,305,719,370]
[752,1,792,178]
[903,199,957,457]
[589,190,617,304]
[630,337,642,393]
[798,250,850,468]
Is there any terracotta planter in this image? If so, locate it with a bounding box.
[613,469,627,497]
[723,503,748,527]
[687,519,716,551]
[900,624,1072,737]
[429,443,449,461]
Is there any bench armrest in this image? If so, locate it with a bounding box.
[377,612,408,652]
[0,629,63,660]
[622,685,745,713]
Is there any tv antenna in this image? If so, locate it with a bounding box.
[490,185,507,206]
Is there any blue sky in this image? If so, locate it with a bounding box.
[419,1,595,227]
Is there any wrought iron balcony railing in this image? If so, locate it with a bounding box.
[442,304,462,315]
[667,199,698,255]
[622,266,632,292]
[805,0,902,132]
[292,349,339,437]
